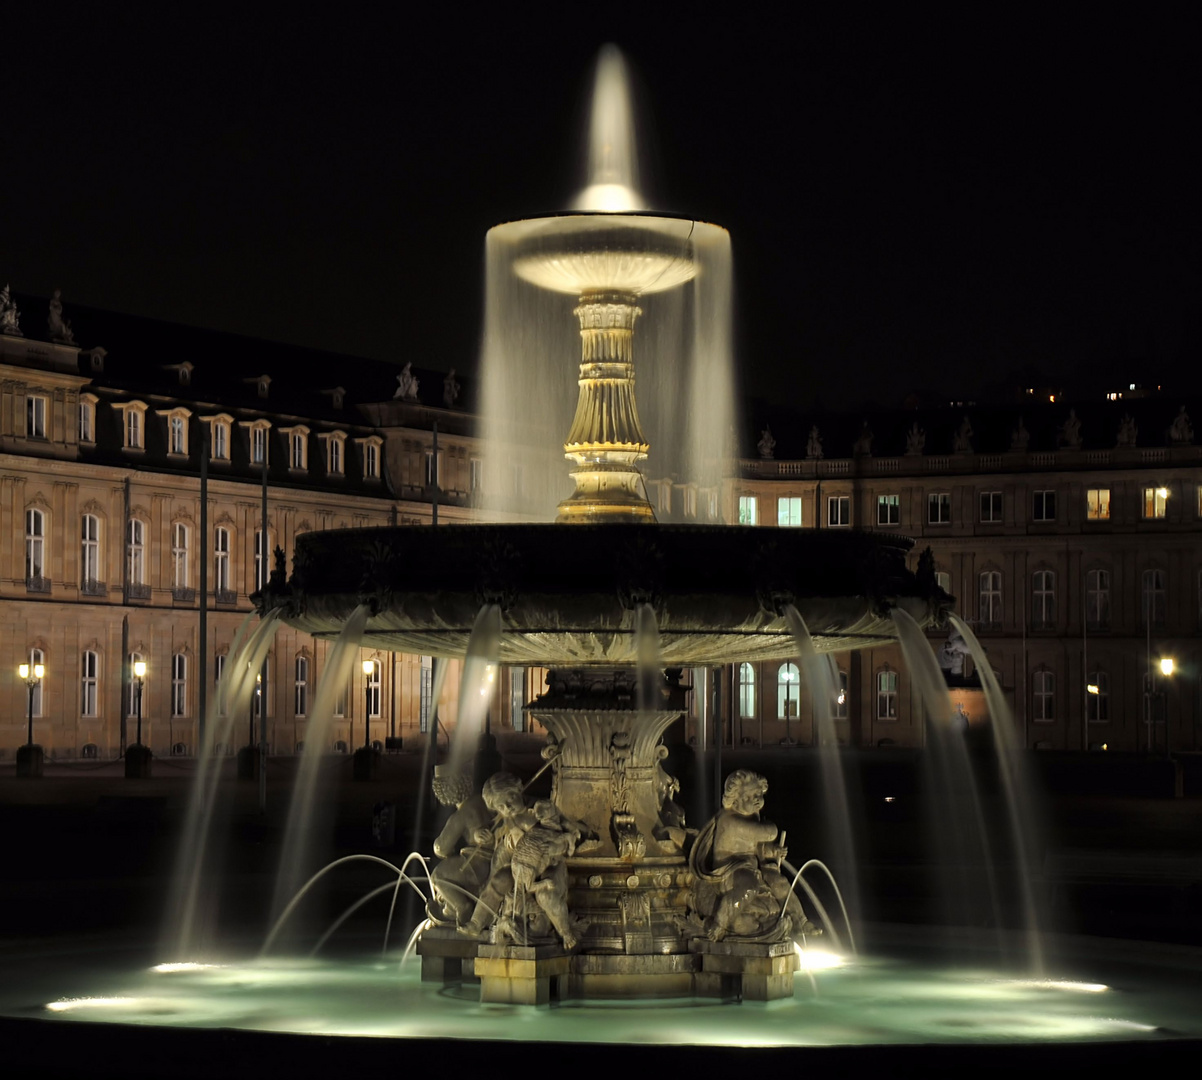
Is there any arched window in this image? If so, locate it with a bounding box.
[172,653,187,717]
[776,663,799,719]
[127,519,145,585]
[171,742,188,757]
[81,743,99,760]
[1033,669,1055,722]
[1086,670,1109,723]
[81,650,99,717]
[876,668,898,720]
[25,508,45,582]
[979,570,1002,627]
[334,739,349,754]
[738,662,756,719]
[29,647,45,717]
[295,656,309,717]
[1032,570,1056,629]
[172,524,190,589]
[1087,569,1111,629]
[1142,569,1166,627]
[127,652,145,718]
[835,670,849,720]
[367,659,382,718]
[81,514,101,586]
[214,527,231,594]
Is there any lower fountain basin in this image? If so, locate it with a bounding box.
[265,524,947,665]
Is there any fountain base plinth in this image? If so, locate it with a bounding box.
[476,943,572,1005]
[416,926,479,984]
[15,744,43,778]
[124,743,152,779]
[692,938,799,1001]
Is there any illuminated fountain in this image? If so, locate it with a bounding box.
[9,45,1202,1061]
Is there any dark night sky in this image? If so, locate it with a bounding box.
[1,7,1197,412]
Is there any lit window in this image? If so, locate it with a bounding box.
[170,415,187,455]
[1086,488,1110,521]
[778,497,802,527]
[876,669,899,720]
[125,408,142,449]
[254,530,271,591]
[328,435,345,475]
[212,420,230,461]
[739,662,756,719]
[295,656,309,717]
[81,514,101,586]
[928,492,951,524]
[877,494,900,525]
[25,508,45,582]
[979,570,1002,627]
[127,519,145,585]
[172,653,187,717]
[510,668,527,732]
[777,662,800,719]
[1141,568,1166,627]
[1086,671,1109,723]
[980,491,1002,523]
[1032,490,1056,522]
[289,430,308,470]
[172,523,190,589]
[364,441,380,479]
[81,650,99,717]
[251,426,269,465]
[828,495,850,527]
[835,670,849,719]
[1142,486,1169,519]
[79,398,95,443]
[366,659,382,718]
[935,571,951,594]
[423,448,439,487]
[214,527,231,593]
[1033,669,1055,722]
[738,496,758,525]
[1086,568,1110,628]
[27,395,47,439]
[1032,569,1056,629]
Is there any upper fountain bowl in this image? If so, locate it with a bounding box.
[260,524,950,667]
[498,213,715,296]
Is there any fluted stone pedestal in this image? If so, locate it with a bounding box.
[692,939,799,1001]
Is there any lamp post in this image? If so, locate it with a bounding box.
[354,659,376,781]
[1160,657,1175,758]
[133,660,146,746]
[18,662,44,747]
[362,659,374,751]
[16,661,46,778]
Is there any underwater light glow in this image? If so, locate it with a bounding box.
[152,962,222,973]
[794,944,845,971]
[46,997,140,1012]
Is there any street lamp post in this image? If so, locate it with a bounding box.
[125,659,152,778]
[133,660,146,746]
[354,659,376,782]
[16,662,45,778]
[362,659,374,751]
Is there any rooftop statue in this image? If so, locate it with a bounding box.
[756,425,775,459]
[1168,406,1193,445]
[47,288,75,345]
[1058,409,1082,449]
[905,422,925,456]
[953,416,973,453]
[394,363,420,402]
[688,770,816,942]
[443,368,460,408]
[428,768,495,927]
[0,284,22,336]
[852,421,873,457]
[805,425,823,460]
[1010,417,1030,451]
[1116,413,1138,448]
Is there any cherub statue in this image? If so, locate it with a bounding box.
[443,368,460,409]
[47,288,75,344]
[852,421,873,457]
[905,422,926,456]
[937,626,972,676]
[757,425,776,460]
[687,770,816,942]
[393,362,420,401]
[1010,417,1030,451]
[461,773,586,950]
[0,284,22,336]
[805,425,823,460]
[428,767,495,926]
[953,415,973,453]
